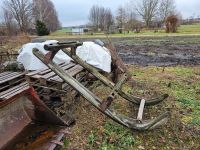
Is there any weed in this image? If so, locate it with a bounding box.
[88,132,96,146]
[60,138,70,150]
[87,122,135,149]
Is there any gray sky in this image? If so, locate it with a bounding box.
[1,0,200,27]
[51,0,128,26]
[51,0,200,27]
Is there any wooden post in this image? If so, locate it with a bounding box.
[137,99,146,121]
[100,73,128,111]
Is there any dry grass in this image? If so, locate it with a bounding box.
[62,65,200,150]
[0,33,31,53]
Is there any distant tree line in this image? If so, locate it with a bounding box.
[89,0,181,33]
[89,5,114,33]
[1,0,61,36]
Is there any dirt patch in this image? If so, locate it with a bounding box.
[114,37,200,66]
[117,44,200,66]
[43,35,200,66]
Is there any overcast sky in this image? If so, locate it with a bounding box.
[50,0,200,27]
[0,0,200,27]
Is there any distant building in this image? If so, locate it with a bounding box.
[66,27,92,35]
[71,27,84,35]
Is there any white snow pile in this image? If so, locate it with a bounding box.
[17,40,111,72]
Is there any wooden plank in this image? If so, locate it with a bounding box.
[25,63,69,82]
[0,72,20,80]
[50,65,83,83]
[0,73,25,84]
[41,63,75,80]
[0,81,28,97]
[67,66,84,77]
[0,78,25,92]
[0,72,20,78]
[4,85,30,99]
[25,62,65,77]
[39,63,75,85]
[1,73,23,82]
[1,84,29,100]
[137,99,146,121]
[0,72,10,78]
[26,69,47,77]
[25,69,51,81]
[0,82,28,97]
[37,63,67,76]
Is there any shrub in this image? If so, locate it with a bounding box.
[35,20,50,36]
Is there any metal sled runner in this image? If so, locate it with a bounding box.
[32,41,170,131]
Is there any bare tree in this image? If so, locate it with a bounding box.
[89,5,114,32]
[159,0,176,23]
[33,0,60,32]
[104,9,114,32]
[125,5,139,31]
[116,6,127,29]
[3,0,33,32]
[99,7,106,31]
[89,5,100,31]
[2,8,18,36]
[134,0,159,28]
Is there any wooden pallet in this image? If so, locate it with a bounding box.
[0,71,25,93]
[0,81,29,101]
[0,71,28,101]
[25,62,85,90]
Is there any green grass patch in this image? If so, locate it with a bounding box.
[178,24,200,33]
[51,28,72,36]
[87,122,135,150]
[129,66,200,127]
[51,24,200,38]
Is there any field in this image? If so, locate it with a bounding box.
[64,65,200,150]
[50,28,72,36]
[49,24,200,38]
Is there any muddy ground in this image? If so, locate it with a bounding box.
[42,35,200,66]
[114,36,200,66]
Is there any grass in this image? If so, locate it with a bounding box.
[86,122,135,150]
[178,24,200,34]
[50,28,72,36]
[50,24,200,39]
[129,66,200,127]
[46,29,200,149]
[61,65,200,149]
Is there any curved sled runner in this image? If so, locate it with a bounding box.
[32,41,170,131]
